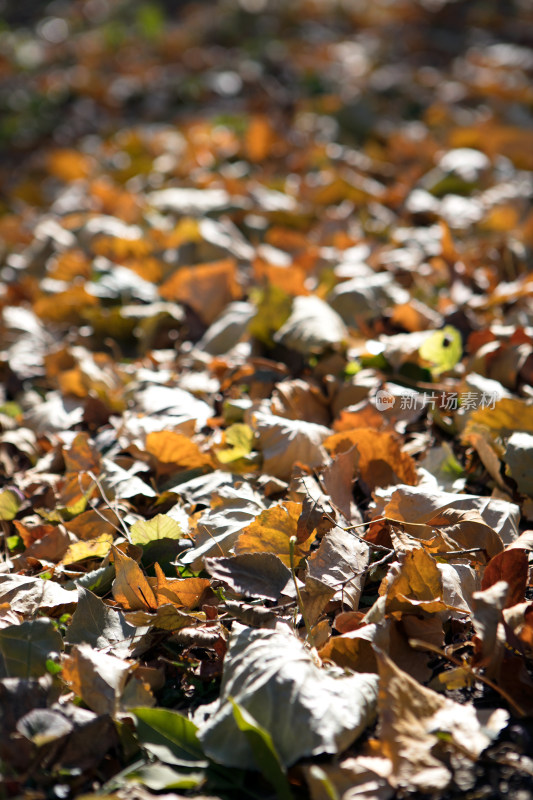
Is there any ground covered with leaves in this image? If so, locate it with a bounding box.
[2,0,533,798]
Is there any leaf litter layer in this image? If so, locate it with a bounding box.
[1,1,533,798]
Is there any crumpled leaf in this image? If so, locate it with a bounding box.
[376,648,508,791]
[481,548,528,608]
[149,563,210,610]
[306,527,369,610]
[252,409,330,481]
[0,574,77,615]
[198,624,379,769]
[181,482,265,569]
[235,501,316,567]
[375,485,520,546]
[62,643,131,716]
[324,428,418,490]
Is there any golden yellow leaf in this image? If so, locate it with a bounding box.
[112,546,157,611]
[235,501,316,567]
[324,428,418,489]
[61,534,113,566]
[461,397,533,443]
[47,149,93,181]
[245,114,275,162]
[33,285,98,324]
[380,546,447,614]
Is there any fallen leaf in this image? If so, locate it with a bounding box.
[324,429,418,490]
[112,546,157,612]
[198,624,379,768]
[204,553,292,601]
[159,258,241,324]
[235,501,316,567]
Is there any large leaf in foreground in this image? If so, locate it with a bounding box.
[199,625,378,769]
[133,706,208,768]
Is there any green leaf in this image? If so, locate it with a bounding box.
[132,706,208,768]
[130,514,184,546]
[125,762,204,791]
[216,423,254,463]
[0,618,63,678]
[0,489,21,521]
[419,326,462,375]
[230,698,293,800]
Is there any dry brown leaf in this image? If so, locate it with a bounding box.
[62,644,130,716]
[481,548,528,608]
[235,501,316,567]
[379,545,448,615]
[324,428,418,490]
[111,546,157,612]
[376,648,507,792]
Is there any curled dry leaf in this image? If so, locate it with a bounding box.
[324,429,418,490]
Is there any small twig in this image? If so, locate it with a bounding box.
[86,470,131,539]
[409,638,526,717]
[289,535,314,645]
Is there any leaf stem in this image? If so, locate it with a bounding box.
[289,535,314,645]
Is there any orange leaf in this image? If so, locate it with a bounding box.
[63,433,101,475]
[324,428,418,490]
[145,431,214,471]
[47,148,93,181]
[33,285,98,324]
[235,501,316,567]
[159,258,241,324]
[245,114,275,162]
[151,563,210,610]
[481,549,528,608]
[112,546,157,611]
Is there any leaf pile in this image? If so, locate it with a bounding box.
[2,1,533,799]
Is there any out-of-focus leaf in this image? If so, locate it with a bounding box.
[0,619,62,678]
[274,295,348,355]
[252,410,330,481]
[230,698,293,800]
[16,708,73,747]
[132,706,208,767]
[130,514,184,545]
[504,432,533,496]
[198,625,378,769]
[216,423,254,464]
[0,489,21,521]
[481,549,528,608]
[235,501,315,567]
[124,761,205,791]
[159,258,241,324]
[418,326,462,375]
[462,398,533,444]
